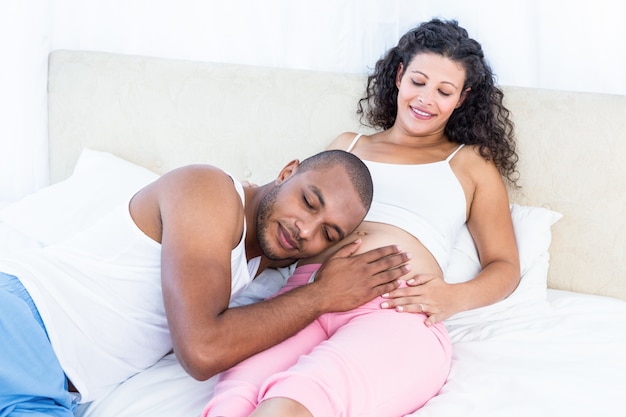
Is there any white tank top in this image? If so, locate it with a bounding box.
[347,134,467,270]
[0,177,255,403]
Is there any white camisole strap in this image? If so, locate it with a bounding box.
[346,133,364,152]
[445,144,465,162]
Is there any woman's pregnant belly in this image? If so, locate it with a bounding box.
[302,221,442,280]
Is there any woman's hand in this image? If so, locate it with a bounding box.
[380,274,458,325]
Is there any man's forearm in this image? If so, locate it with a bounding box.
[178,282,325,380]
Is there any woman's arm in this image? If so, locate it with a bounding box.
[381,152,520,324]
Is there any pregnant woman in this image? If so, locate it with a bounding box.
[203,18,520,417]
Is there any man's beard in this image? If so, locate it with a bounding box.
[256,185,283,261]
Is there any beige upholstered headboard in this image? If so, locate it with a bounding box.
[47,50,370,185]
[47,50,626,301]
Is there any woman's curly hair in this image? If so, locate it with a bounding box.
[358,18,519,185]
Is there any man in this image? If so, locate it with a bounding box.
[0,150,409,416]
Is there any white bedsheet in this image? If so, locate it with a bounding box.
[72,289,626,417]
[411,290,626,417]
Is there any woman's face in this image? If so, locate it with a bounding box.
[395,52,468,138]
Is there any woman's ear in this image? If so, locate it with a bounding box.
[275,159,300,184]
[395,63,404,89]
[456,87,471,109]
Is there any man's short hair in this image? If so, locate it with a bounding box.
[297,150,373,211]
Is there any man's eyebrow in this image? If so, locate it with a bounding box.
[310,185,325,208]
[310,185,346,240]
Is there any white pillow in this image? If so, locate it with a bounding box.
[444,204,562,325]
[0,148,159,246]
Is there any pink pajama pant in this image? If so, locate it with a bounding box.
[203,263,452,417]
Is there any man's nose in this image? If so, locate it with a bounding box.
[295,217,319,240]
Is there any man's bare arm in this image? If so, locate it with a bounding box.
[167,241,408,380]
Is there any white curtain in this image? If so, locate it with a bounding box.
[1,0,625,201]
[0,0,52,201]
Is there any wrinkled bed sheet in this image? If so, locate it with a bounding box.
[73,289,626,417]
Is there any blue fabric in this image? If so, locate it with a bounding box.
[0,272,75,417]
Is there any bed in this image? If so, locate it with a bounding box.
[1,50,625,416]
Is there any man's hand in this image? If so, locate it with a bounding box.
[310,240,410,313]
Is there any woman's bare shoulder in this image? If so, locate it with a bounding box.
[454,144,499,172]
[326,131,360,150]
[451,144,505,205]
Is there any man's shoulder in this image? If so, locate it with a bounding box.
[164,164,235,186]
[156,164,245,241]
[166,163,226,177]
[157,164,243,208]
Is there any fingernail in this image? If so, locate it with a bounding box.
[381,293,389,298]
[407,278,415,284]
[396,306,404,312]
[381,302,389,308]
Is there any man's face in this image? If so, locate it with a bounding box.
[256,165,366,261]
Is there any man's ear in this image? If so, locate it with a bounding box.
[275,159,300,184]
[456,87,471,109]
